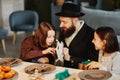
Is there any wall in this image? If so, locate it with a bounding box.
[25,0,52,23]
[0,1,2,26]
[0,0,24,35]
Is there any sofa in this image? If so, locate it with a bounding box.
[81,7,120,47]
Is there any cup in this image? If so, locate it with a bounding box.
[78,63,88,70]
[78,59,91,70]
[79,63,84,70]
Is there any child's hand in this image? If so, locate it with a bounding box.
[86,61,101,70]
[42,47,55,55]
[38,57,49,63]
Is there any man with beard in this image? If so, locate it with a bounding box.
[55,2,98,68]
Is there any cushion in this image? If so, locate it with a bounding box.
[117,35,120,45]
[14,25,34,31]
[0,29,8,39]
[81,7,120,35]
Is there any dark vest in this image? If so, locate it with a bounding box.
[59,23,98,68]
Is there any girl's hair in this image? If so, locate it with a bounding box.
[95,26,119,53]
[34,21,56,49]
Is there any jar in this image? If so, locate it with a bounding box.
[54,0,65,6]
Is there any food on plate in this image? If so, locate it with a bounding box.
[88,73,104,78]
[4,69,16,79]
[1,65,11,72]
[24,64,56,74]
[0,71,5,79]
[0,65,16,79]
[78,70,112,80]
[0,58,22,66]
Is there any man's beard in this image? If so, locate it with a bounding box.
[61,26,76,38]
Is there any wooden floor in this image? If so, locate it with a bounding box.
[0,32,32,58]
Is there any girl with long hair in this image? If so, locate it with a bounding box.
[87,26,120,79]
[20,22,56,64]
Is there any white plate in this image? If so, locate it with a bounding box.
[3,70,18,80]
[24,64,56,74]
[78,70,112,80]
[0,58,22,66]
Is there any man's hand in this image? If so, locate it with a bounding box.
[63,47,70,61]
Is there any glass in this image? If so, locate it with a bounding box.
[79,63,88,70]
[78,59,91,70]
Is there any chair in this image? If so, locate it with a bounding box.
[0,28,8,54]
[9,10,39,45]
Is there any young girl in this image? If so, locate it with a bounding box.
[20,22,56,64]
[87,26,120,79]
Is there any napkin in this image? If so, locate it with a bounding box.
[55,40,64,63]
[55,69,70,80]
[82,59,91,65]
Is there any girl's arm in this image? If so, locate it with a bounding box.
[20,36,44,60]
